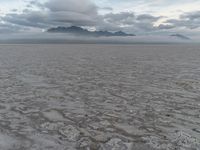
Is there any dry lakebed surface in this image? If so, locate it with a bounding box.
[0,44,199,150]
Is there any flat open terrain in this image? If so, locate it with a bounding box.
[0,44,199,150]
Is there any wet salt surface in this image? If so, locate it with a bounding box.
[0,44,200,150]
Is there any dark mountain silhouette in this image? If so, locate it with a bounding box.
[170,34,191,40]
[47,26,135,37]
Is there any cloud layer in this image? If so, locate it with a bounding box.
[0,0,200,36]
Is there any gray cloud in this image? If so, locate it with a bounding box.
[165,11,200,29]
[44,0,99,26]
[137,14,162,22]
[102,12,164,33]
[3,11,49,28]
[1,8,167,34]
[0,22,27,33]
[49,11,98,26]
[104,12,135,25]
[45,0,97,14]
[27,0,45,9]
[100,7,113,11]
[180,11,200,20]
[2,0,99,30]
[1,0,199,35]
[157,24,175,30]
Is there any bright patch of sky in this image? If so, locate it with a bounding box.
[0,0,24,15]
[95,0,200,16]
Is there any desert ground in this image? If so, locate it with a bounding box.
[0,44,199,150]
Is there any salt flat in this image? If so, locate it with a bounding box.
[0,44,199,150]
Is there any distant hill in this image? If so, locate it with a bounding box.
[47,26,135,37]
[170,34,191,40]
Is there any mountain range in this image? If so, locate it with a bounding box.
[47,26,135,37]
[170,34,191,40]
[47,26,191,41]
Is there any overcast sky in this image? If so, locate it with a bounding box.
[0,0,200,37]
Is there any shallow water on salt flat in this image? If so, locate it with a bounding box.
[0,44,200,150]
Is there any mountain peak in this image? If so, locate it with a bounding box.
[47,26,135,37]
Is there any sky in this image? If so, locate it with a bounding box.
[0,0,200,38]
